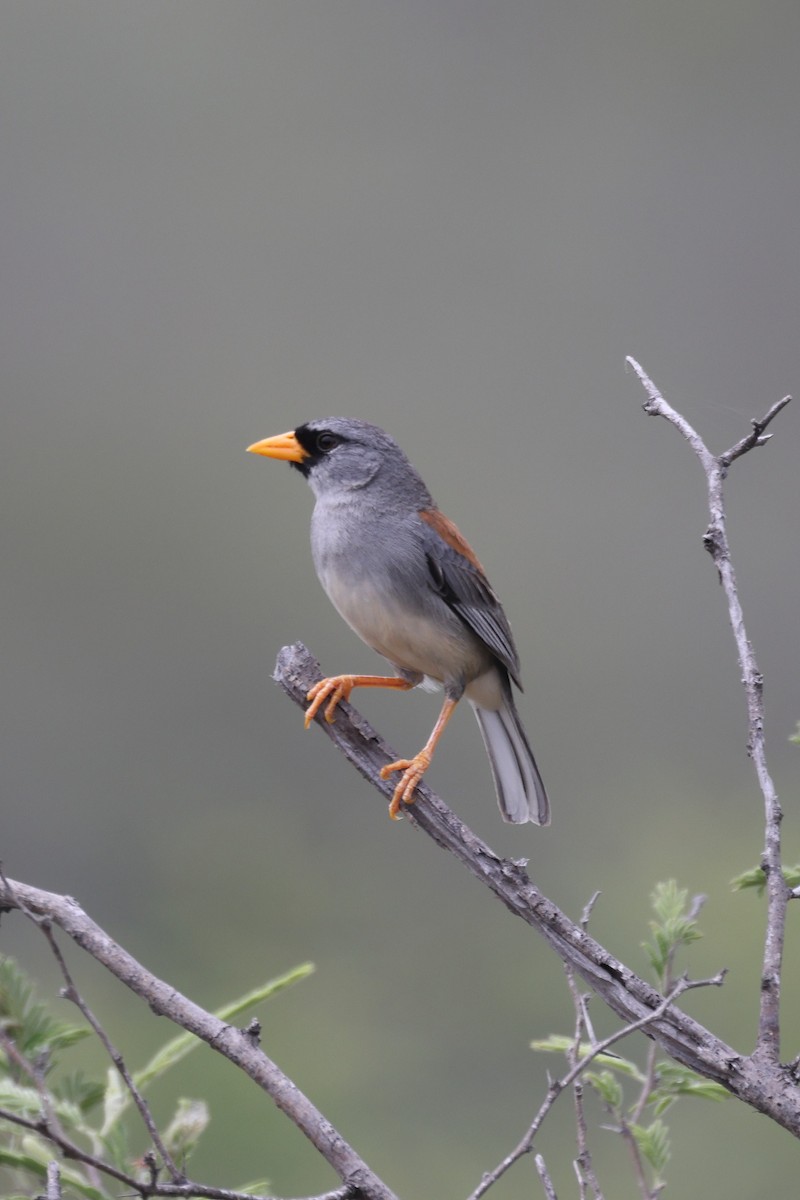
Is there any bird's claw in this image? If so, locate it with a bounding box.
[305,675,355,727]
[381,752,432,819]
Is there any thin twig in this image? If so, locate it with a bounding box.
[0,1028,100,1185]
[0,1105,356,1200]
[565,966,604,1200]
[466,975,716,1199]
[37,920,183,1183]
[0,1104,149,1193]
[629,1040,658,1129]
[719,396,792,470]
[627,356,791,1061]
[534,1153,558,1200]
[0,878,397,1200]
[616,1114,661,1200]
[46,1160,62,1200]
[271,643,800,1135]
[566,897,604,1200]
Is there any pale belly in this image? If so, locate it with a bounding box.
[321,571,492,688]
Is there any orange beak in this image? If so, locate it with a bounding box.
[246,431,309,463]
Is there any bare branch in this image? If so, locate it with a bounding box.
[46,1160,62,1200]
[0,1104,148,1194]
[616,1114,662,1200]
[625,356,716,470]
[0,1027,97,1187]
[534,1153,558,1200]
[566,964,604,1200]
[0,878,397,1200]
[579,892,602,930]
[720,395,792,469]
[272,641,800,1134]
[37,919,183,1183]
[467,975,712,1199]
[627,357,792,1061]
[0,1099,360,1200]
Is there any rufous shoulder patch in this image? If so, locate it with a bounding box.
[420,508,485,574]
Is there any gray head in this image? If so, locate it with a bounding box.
[287,418,434,509]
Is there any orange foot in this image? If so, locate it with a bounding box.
[380,751,433,820]
[305,675,357,727]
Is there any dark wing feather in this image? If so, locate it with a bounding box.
[419,509,522,688]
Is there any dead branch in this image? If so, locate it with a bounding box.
[627,356,792,1062]
[0,877,396,1200]
[272,639,800,1137]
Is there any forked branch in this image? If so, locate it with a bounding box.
[627,356,792,1061]
[0,877,396,1200]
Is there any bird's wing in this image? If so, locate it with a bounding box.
[418,508,522,688]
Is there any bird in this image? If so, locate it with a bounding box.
[247,418,549,826]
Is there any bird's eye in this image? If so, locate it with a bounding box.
[315,432,340,453]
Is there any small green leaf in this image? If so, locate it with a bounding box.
[631,1117,670,1175]
[0,1143,108,1200]
[0,1147,49,1177]
[54,1069,107,1114]
[731,864,800,894]
[0,1080,45,1115]
[531,1037,643,1079]
[530,1034,574,1054]
[0,957,89,1071]
[100,1064,128,1138]
[731,866,767,894]
[650,1061,728,1109]
[161,1097,209,1163]
[585,1070,623,1109]
[651,880,687,924]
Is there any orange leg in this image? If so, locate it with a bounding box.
[381,696,459,819]
[305,674,414,728]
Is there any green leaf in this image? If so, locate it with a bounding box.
[642,880,703,987]
[0,1147,49,1177]
[0,1080,45,1116]
[0,956,89,1072]
[0,1145,109,1200]
[731,864,800,894]
[54,1069,107,1114]
[530,1034,574,1054]
[161,1098,209,1164]
[530,1037,643,1080]
[631,1117,670,1175]
[730,865,767,894]
[649,1061,728,1111]
[651,880,687,925]
[98,1111,132,1174]
[100,1065,128,1138]
[585,1070,623,1109]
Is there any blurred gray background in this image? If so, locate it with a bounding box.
[2,2,799,1196]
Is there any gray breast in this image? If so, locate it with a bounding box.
[310,501,490,685]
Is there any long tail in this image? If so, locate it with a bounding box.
[471,690,550,825]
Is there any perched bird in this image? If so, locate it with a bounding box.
[248,418,549,826]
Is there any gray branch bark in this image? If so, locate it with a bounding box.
[272,640,800,1136]
[0,877,397,1200]
[627,356,792,1061]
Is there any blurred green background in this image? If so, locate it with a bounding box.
[2,2,799,1197]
